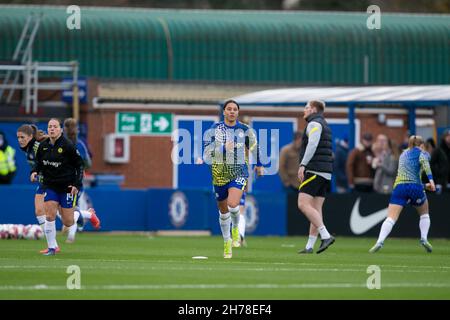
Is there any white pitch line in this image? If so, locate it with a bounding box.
[235,261,450,270]
[1,255,450,271]
[1,283,450,291]
[1,257,449,271]
[0,265,448,274]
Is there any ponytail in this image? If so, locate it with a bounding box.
[408,135,424,149]
[18,124,48,142]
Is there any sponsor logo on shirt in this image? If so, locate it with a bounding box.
[43,160,62,168]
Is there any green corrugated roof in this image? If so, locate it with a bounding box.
[0,5,449,84]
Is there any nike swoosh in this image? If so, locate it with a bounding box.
[350,198,388,235]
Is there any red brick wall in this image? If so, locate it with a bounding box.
[87,110,173,189]
[354,114,409,146]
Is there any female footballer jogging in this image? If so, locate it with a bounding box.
[370,135,435,253]
[31,119,84,256]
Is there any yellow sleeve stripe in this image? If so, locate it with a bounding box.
[308,127,319,137]
[72,193,78,208]
[299,174,317,190]
[249,142,257,151]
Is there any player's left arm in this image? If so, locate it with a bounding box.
[68,142,84,192]
[419,151,433,182]
[420,151,436,191]
[246,127,263,176]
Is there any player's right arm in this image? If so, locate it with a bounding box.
[203,123,226,165]
[67,141,84,192]
[30,143,43,182]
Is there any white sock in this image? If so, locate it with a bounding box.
[68,210,80,239]
[80,209,92,219]
[419,214,430,241]
[36,215,46,229]
[377,217,395,244]
[228,205,240,229]
[219,212,231,241]
[306,235,318,250]
[238,214,246,238]
[44,219,57,249]
[74,210,80,224]
[318,226,331,239]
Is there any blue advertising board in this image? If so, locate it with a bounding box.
[0,186,286,236]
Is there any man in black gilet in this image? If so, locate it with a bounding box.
[297,100,335,254]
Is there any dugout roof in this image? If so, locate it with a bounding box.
[231,85,450,107]
[231,85,450,148]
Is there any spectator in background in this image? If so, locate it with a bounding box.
[279,131,302,194]
[0,131,17,184]
[430,129,450,192]
[346,133,375,193]
[373,134,398,194]
[425,138,436,155]
[333,137,349,193]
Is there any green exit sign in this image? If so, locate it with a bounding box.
[116,113,173,135]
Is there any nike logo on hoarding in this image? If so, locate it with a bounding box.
[350,198,388,235]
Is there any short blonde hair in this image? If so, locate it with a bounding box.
[308,100,325,113]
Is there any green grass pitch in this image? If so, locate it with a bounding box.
[0,234,449,299]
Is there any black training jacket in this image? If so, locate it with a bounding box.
[299,113,333,173]
[32,135,84,193]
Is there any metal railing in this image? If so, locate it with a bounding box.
[0,61,80,120]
